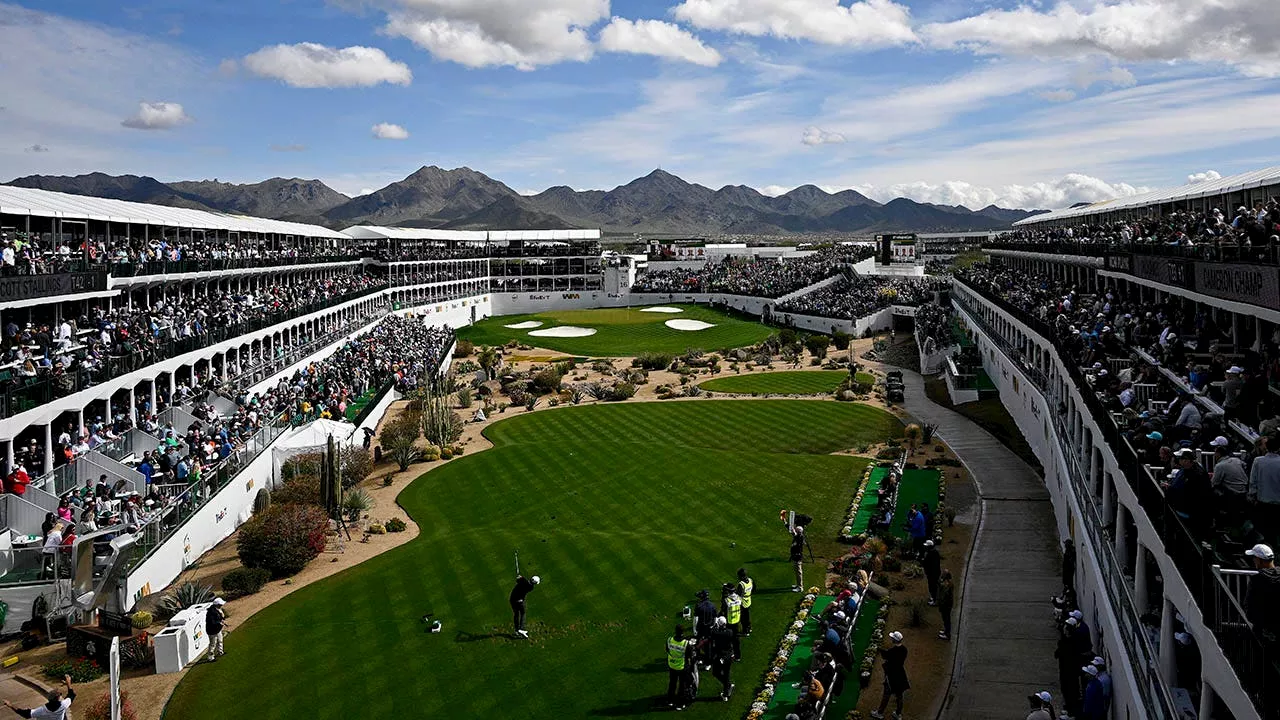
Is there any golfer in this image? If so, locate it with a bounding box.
[206,597,227,660]
[790,526,807,592]
[510,574,540,638]
[4,673,74,719]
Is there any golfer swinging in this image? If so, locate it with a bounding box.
[511,573,540,638]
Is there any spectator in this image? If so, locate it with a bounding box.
[937,569,955,641]
[870,631,909,720]
[1249,435,1280,547]
[1243,544,1279,647]
[3,673,75,719]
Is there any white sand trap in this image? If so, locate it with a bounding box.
[529,326,597,338]
[665,319,717,331]
[639,306,684,314]
[504,321,544,329]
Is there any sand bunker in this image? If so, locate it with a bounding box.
[665,319,716,331]
[504,321,544,329]
[639,306,684,314]
[528,326,598,338]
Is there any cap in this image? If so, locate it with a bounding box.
[213,598,226,606]
[714,616,727,628]
[924,539,934,547]
[1174,631,1193,646]
[1146,431,1163,441]
[889,631,903,643]
[531,575,541,584]
[1036,691,1053,703]
[697,589,709,599]
[1173,448,1195,459]
[834,611,846,620]
[1065,617,1079,626]
[1228,366,1243,374]
[1069,610,1083,620]
[1091,656,1105,667]
[1082,665,1098,676]
[1210,436,1230,447]
[1245,544,1275,560]
[1098,369,1108,377]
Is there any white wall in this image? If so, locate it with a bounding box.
[770,307,894,337]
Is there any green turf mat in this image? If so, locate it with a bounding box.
[887,469,942,541]
[826,597,882,716]
[761,596,833,719]
[699,370,847,396]
[849,468,887,535]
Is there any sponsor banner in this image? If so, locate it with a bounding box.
[1194,262,1280,310]
[0,271,107,301]
[1105,254,1132,272]
[891,305,919,317]
[1132,255,1189,287]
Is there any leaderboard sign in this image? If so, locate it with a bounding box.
[877,234,919,265]
[1106,253,1280,310]
[0,271,107,302]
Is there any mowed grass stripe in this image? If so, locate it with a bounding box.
[165,401,899,720]
[700,370,849,396]
[457,304,773,357]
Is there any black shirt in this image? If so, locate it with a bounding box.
[205,605,224,634]
[790,533,806,562]
[510,576,536,603]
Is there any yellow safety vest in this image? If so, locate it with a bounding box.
[738,579,753,609]
[667,637,688,670]
[725,595,742,625]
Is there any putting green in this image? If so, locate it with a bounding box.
[458,304,772,356]
[699,371,848,396]
[164,401,902,719]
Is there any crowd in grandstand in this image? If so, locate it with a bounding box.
[0,271,386,400]
[999,199,1280,254]
[776,276,947,321]
[913,303,954,355]
[957,262,1280,553]
[631,246,873,298]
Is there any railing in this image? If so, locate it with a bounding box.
[0,283,388,419]
[1208,567,1279,716]
[955,277,1278,717]
[0,544,67,587]
[985,240,1280,266]
[102,254,364,278]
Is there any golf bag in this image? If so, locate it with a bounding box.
[683,662,700,704]
[794,513,814,528]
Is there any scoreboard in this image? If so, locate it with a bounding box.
[876,234,919,265]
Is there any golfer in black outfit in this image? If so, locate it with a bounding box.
[511,574,540,638]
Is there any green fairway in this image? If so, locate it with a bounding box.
[699,370,848,395]
[165,401,901,720]
[457,304,773,356]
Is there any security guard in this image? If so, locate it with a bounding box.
[736,568,754,636]
[666,625,694,710]
[721,583,743,661]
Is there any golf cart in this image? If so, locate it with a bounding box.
[885,370,905,402]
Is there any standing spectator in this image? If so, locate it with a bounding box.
[1210,436,1249,517]
[205,598,227,661]
[870,631,909,720]
[936,569,955,641]
[1025,691,1054,720]
[790,526,807,592]
[735,568,753,636]
[1250,434,1280,547]
[693,589,717,670]
[1166,448,1212,534]
[921,540,941,604]
[1243,544,1279,649]
[3,673,74,719]
[1056,620,1082,716]
[1080,665,1106,720]
[1062,539,1077,593]
[510,574,539,638]
[1090,657,1112,710]
[907,506,927,558]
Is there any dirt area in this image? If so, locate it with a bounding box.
[0,330,978,720]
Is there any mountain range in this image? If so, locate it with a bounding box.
[6,167,1043,234]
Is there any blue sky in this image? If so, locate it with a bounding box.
[3,0,1279,209]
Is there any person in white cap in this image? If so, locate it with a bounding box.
[1090,656,1112,706]
[1025,690,1054,720]
[1209,436,1248,515]
[870,631,908,719]
[1080,663,1106,720]
[1223,366,1245,420]
[205,598,227,661]
[1243,544,1279,645]
[510,574,540,638]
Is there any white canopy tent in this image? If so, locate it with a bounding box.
[271,418,358,481]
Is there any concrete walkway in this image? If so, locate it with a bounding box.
[898,370,1064,720]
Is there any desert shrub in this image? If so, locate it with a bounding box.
[385,517,407,532]
[804,334,830,360]
[130,611,153,629]
[456,388,473,408]
[272,475,322,506]
[591,360,615,375]
[237,503,330,578]
[876,446,900,459]
[634,352,674,371]
[119,635,154,670]
[903,598,927,628]
[779,328,798,347]
[532,367,564,394]
[157,582,214,617]
[584,382,611,401]
[340,447,373,490]
[610,383,636,401]
[42,658,104,683]
[682,385,703,398]
[386,435,423,472]
[832,331,851,350]
[454,339,474,357]
[82,690,140,720]
[367,523,386,534]
[222,567,272,596]
[379,416,419,447]
[441,447,454,460]
[342,488,372,522]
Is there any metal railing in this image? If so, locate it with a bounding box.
[103,254,364,278]
[1208,566,1279,715]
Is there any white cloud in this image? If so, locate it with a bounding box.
[758,184,792,197]
[598,18,722,66]
[382,0,607,70]
[801,126,846,145]
[1187,170,1222,184]
[922,0,1280,78]
[371,122,410,140]
[121,101,192,130]
[241,43,412,88]
[849,173,1151,210]
[24,144,50,153]
[1039,90,1077,103]
[673,0,917,48]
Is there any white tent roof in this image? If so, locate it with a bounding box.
[0,185,348,239]
[341,225,601,241]
[1015,165,1280,226]
[275,418,357,451]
